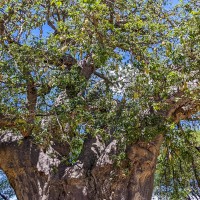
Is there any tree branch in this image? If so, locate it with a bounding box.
[94,71,113,85]
[0,192,8,200]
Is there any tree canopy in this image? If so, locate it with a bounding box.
[0,0,199,199]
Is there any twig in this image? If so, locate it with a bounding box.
[93,71,113,85]
[0,192,8,200]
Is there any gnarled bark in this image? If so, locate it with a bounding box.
[0,132,163,200]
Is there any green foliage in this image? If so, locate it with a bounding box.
[0,0,199,198]
[155,123,200,199]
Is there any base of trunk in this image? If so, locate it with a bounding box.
[0,133,163,200]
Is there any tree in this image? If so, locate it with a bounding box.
[0,0,199,199]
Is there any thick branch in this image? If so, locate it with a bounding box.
[24,72,37,137]
[157,90,200,123]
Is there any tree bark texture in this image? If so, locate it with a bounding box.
[0,132,163,200]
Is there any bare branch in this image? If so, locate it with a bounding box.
[0,192,8,200]
[94,71,113,84]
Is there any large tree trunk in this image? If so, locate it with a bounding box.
[0,132,163,200]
